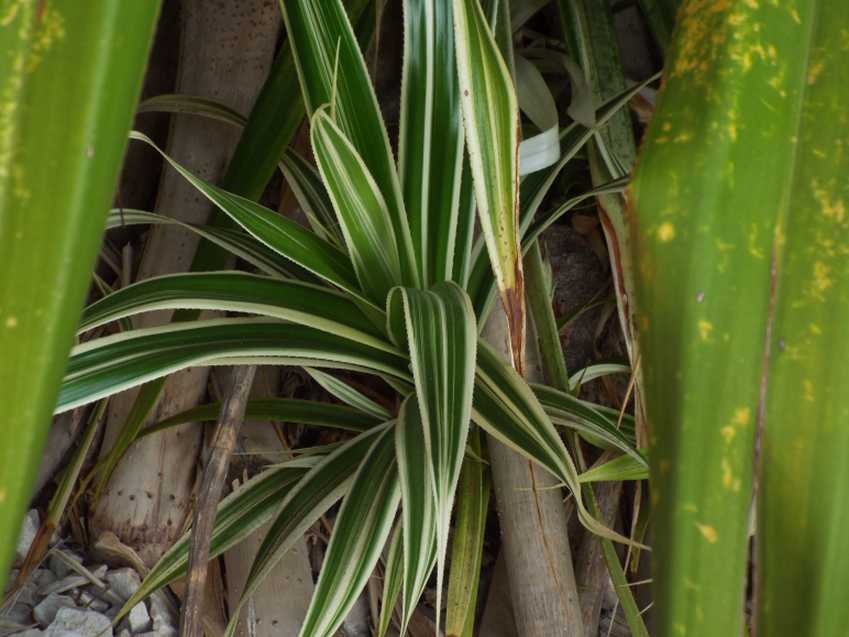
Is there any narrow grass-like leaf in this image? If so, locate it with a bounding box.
[79,271,389,350]
[445,428,489,637]
[305,368,392,421]
[377,525,403,637]
[58,319,409,413]
[394,397,437,632]
[400,0,465,285]
[129,132,369,304]
[453,0,525,372]
[311,106,403,301]
[387,282,477,621]
[298,426,401,637]
[578,454,648,484]
[221,423,392,636]
[282,0,419,287]
[0,0,159,587]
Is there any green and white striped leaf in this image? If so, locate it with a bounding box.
[473,340,636,545]
[532,383,643,464]
[377,525,404,637]
[578,454,648,484]
[79,272,390,351]
[129,132,369,305]
[304,367,392,421]
[399,0,466,285]
[224,424,392,637]
[58,319,409,413]
[387,282,477,619]
[282,0,419,287]
[394,397,437,632]
[105,209,297,279]
[116,457,318,621]
[280,148,342,247]
[298,425,401,637]
[145,398,379,436]
[311,106,403,301]
[453,0,525,371]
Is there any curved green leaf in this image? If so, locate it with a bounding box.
[79,271,390,351]
[305,367,392,421]
[58,319,409,413]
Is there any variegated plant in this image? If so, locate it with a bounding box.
[47,1,647,636]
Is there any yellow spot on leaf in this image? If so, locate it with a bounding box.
[0,486,6,503]
[698,320,714,341]
[722,458,734,490]
[734,407,751,427]
[803,379,815,402]
[790,8,801,24]
[812,180,846,222]
[812,261,833,299]
[721,426,736,442]
[810,323,822,335]
[657,222,676,242]
[5,315,17,328]
[697,523,718,544]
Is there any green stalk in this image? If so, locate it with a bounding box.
[0,0,159,591]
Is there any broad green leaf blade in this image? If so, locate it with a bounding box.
[299,426,401,637]
[280,148,343,247]
[281,0,419,287]
[220,424,391,637]
[453,0,525,372]
[399,0,465,285]
[387,282,477,621]
[116,457,318,621]
[129,132,369,306]
[311,107,403,301]
[758,5,849,637]
[445,428,489,637]
[629,2,822,634]
[304,367,392,421]
[395,397,437,632]
[145,398,379,436]
[0,0,159,588]
[79,271,390,351]
[58,319,409,413]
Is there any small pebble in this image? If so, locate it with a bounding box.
[104,569,140,602]
[40,576,89,597]
[14,511,40,566]
[33,593,75,626]
[44,607,112,637]
[127,602,151,634]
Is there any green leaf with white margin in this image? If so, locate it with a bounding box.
[304,368,392,421]
[453,0,526,373]
[221,424,393,636]
[377,525,403,637]
[310,106,403,302]
[58,319,409,413]
[79,272,391,351]
[282,0,419,288]
[394,397,437,632]
[128,132,370,307]
[144,398,380,436]
[298,425,400,637]
[105,209,297,279]
[399,0,465,285]
[387,282,477,623]
[280,148,343,247]
[473,340,639,546]
[115,456,318,622]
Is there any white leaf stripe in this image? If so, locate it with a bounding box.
[305,367,392,421]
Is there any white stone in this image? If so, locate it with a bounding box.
[104,569,140,602]
[147,591,176,628]
[127,602,151,634]
[15,510,40,565]
[44,608,113,637]
[41,575,89,596]
[33,593,76,626]
[47,552,83,579]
